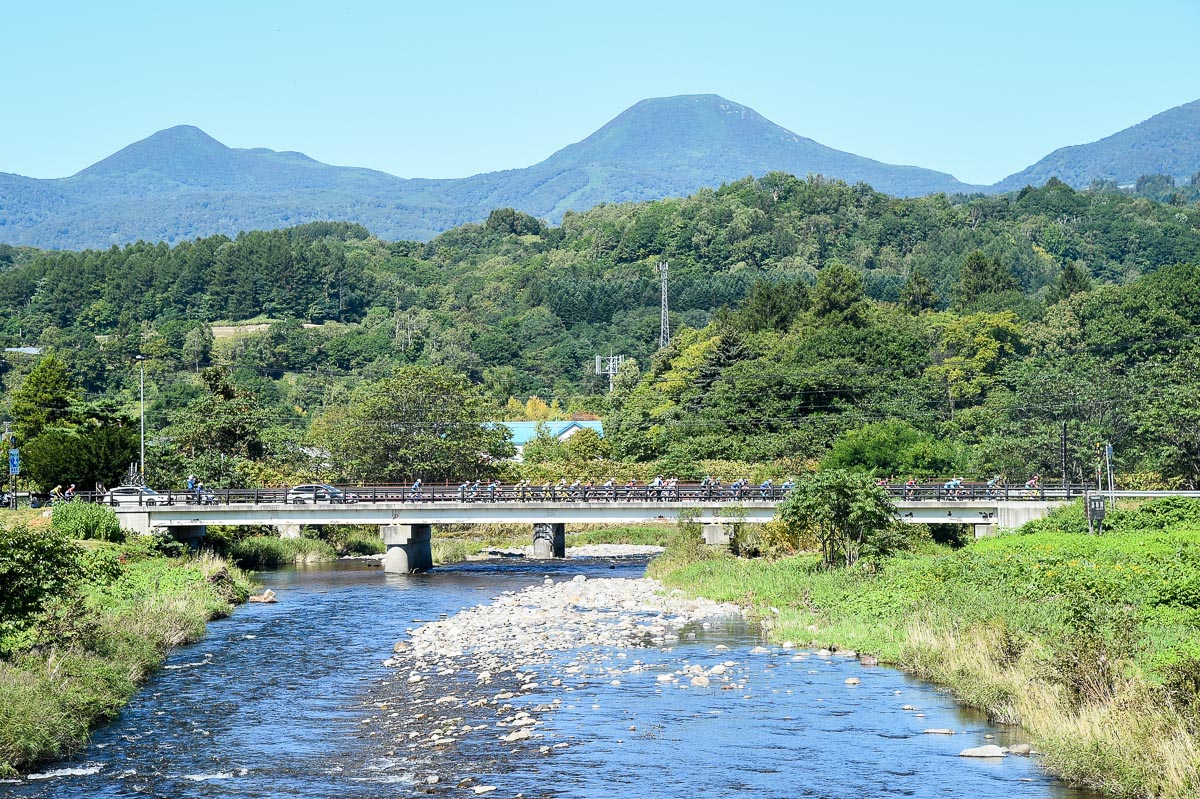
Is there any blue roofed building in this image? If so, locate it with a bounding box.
[496,420,605,462]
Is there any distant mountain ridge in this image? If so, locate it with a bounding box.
[993,99,1200,192]
[3,93,1200,250]
[0,95,978,249]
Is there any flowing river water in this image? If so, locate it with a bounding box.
[2,556,1100,799]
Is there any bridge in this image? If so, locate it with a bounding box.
[105,482,1085,573]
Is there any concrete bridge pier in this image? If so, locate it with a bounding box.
[702,523,730,547]
[973,523,998,539]
[277,524,303,539]
[170,524,207,549]
[381,524,433,573]
[531,523,565,558]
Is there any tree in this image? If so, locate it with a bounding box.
[181,324,214,371]
[169,368,270,462]
[521,423,568,463]
[735,278,808,332]
[1046,260,1092,306]
[563,427,611,462]
[899,269,938,314]
[1126,349,1200,488]
[10,354,81,441]
[777,470,900,567]
[314,365,513,482]
[811,261,867,324]
[951,251,1020,312]
[823,420,962,478]
[925,311,1024,415]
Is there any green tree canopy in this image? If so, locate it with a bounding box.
[777,469,900,567]
[811,261,867,324]
[1046,260,1093,306]
[899,269,939,314]
[314,365,513,482]
[10,354,81,442]
[952,251,1020,312]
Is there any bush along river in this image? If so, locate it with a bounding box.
[1,554,1101,798]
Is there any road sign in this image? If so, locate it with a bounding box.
[1087,495,1106,521]
[8,448,19,476]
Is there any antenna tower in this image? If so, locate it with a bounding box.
[656,259,670,348]
[594,353,626,392]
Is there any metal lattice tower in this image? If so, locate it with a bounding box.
[657,260,670,348]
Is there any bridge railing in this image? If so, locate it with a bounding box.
[70,481,1094,508]
[884,483,1088,502]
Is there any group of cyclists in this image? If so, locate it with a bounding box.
[885,474,1044,501]
[429,475,798,503]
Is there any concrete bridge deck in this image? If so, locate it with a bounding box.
[113,496,1071,573]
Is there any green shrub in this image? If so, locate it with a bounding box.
[51,502,123,542]
[0,525,80,649]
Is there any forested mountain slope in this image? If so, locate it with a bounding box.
[2,174,1199,488]
[995,98,1200,191]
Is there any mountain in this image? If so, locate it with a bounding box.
[994,99,1200,192]
[0,95,979,250]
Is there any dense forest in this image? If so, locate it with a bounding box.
[1,172,1199,489]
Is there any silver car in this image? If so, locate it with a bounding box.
[104,485,169,506]
[287,484,358,504]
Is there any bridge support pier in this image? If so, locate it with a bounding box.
[531,523,565,559]
[170,524,207,549]
[702,523,730,547]
[277,524,303,539]
[381,524,432,573]
[973,523,998,539]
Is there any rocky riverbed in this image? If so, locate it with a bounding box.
[362,575,744,787]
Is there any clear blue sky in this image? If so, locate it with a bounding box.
[5,0,1199,186]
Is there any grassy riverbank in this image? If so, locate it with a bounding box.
[0,525,253,775]
[651,499,1200,798]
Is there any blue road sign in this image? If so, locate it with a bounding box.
[8,448,19,476]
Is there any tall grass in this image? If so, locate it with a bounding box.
[0,548,253,775]
[653,499,1200,799]
[228,536,337,569]
[566,524,671,547]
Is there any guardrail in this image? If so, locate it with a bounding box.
[63,481,1096,508]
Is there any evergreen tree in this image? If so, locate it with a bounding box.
[1046,260,1093,306]
[10,354,81,441]
[951,251,1020,312]
[899,269,939,314]
[811,261,867,324]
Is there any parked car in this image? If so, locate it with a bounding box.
[287,484,358,504]
[104,485,169,506]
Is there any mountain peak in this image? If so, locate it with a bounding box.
[537,93,970,199]
[76,125,235,184]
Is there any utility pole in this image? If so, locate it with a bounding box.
[1060,420,1067,490]
[594,353,625,393]
[134,356,146,481]
[656,260,670,349]
[3,422,15,510]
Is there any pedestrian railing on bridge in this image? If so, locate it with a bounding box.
[73,481,1095,508]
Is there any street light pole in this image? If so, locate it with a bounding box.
[135,356,146,480]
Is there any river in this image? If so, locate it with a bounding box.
[2,556,1099,798]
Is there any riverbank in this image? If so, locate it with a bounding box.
[650,499,1200,798]
[0,525,253,776]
